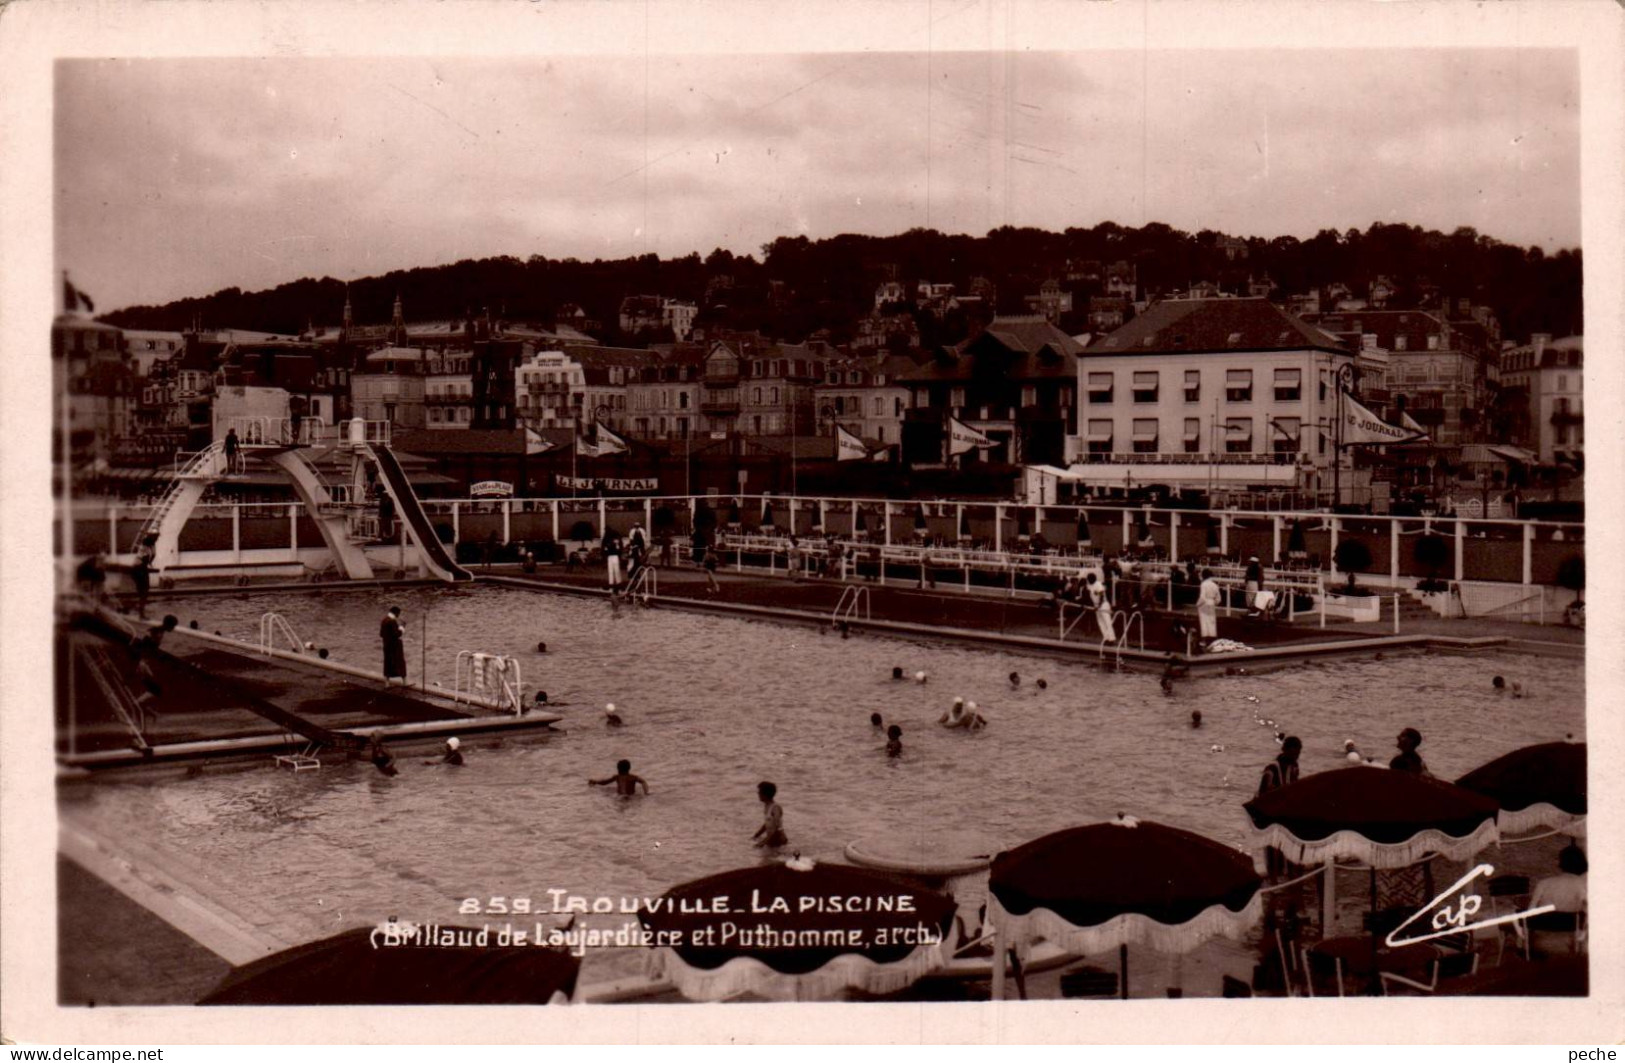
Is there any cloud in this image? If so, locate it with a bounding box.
[55,49,1579,312]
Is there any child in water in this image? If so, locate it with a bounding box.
[752,781,787,848]
[589,759,649,796]
[369,736,398,777]
[870,712,884,729]
[886,724,903,758]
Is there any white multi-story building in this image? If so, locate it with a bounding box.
[662,299,698,341]
[1071,297,1359,502]
[1500,334,1583,466]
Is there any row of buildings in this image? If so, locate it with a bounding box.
[57,285,1581,505]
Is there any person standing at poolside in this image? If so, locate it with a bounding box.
[752,781,787,848]
[380,606,407,685]
[130,534,156,619]
[602,528,624,593]
[1086,571,1116,642]
[1197,569,1221,643]
[1244,556,1264,616]
[702,543,721,596]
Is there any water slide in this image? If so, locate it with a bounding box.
[364,444,474,582]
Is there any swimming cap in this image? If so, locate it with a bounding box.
[447,737,461,750]
[605,703,617,715]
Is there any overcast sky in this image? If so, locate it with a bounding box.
[56,47,1578,313]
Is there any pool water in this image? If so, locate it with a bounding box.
[64,585,1585,986]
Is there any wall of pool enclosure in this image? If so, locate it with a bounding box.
[59,494,1583,607]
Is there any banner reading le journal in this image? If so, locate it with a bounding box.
[555,475,660,492]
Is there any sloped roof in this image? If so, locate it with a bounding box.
[1300,309,1447,353]
[1091,297,1347,356]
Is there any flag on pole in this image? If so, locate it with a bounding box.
[947,417,993,457]
[835,424,867,462]
[595,423,630,455]
[575,435,599,458]
[1340,394,1427,446]
[62,273,95,314]
[1398,410,1431,443]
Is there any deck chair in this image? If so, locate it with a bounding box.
[1525,910,1587,957]
[1477,874,1531,965]
[1300,945,1346,998]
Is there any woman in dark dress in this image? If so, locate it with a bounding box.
[380,606,407,684]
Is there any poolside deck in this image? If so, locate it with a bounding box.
[482,562,1523,673]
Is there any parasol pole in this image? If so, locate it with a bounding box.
[1322,858,1337,935]
[1119,943,1129,999]
[990,928,1006,1001]
[421,608,426,690]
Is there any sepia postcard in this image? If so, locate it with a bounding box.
[2,0,1622,1047]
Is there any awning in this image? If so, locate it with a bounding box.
[1273,368,1302,385]
[1086,423,1114,442]
[1132,371,1159,386]
[1486,445,1537,464]
[1183,423,1201,440]
[1132,421,1159,441]
[1226,420,1253,441]
[1087,373,1113,392]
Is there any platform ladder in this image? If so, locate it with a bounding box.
[833,584,871,623]
[259,612,307,654]
[129,440,226,552]
[1098,609,1146,669]
[624,564,658,604]
[78,641,153,754]
[454,651,524,715]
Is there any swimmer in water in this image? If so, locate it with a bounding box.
[752,781,787,848]
[914,670,927,684]
[605,703,623,728]
[1036,679,1047,691]
[1492,676,1506,693]
[870,712,884,729]
[886,724,903,758]
[1344,739,1363,764]
[425,737,464,766]
[589,759,648,797]
[1190,709,1203,728]
[965,701,988,731]
[939,698,968,728]
[1008,671,1021,688]
[892,666,905,681]
[369,736,398,777]
[1511,680,1526,699]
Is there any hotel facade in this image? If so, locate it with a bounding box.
[1067,298,1361,502]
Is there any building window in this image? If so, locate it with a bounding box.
[877,426,886,443]
[1225,369,1253,402]
[950,387,966,408]
[1557,374,1567,392]
[680,392,690,409]
[873,396,883,415]
[1273,368,1302,402]
[1183,417,1201,454]
[1226,417,1252,453]
[1132,418,1159,453]
[1427,335,1439,350]
[753,415,762,434]
[1184,370,1200,403]
[429,407,442,423]
[1086,419,1113,455]
[1271,416,1300,454]
[753,387,762,403]
[1132,371,1159,403]
[1087,372,1114,404]
[770,387,779,404]
[1395,335,1408,351]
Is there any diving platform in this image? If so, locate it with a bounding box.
[133,417,469,585]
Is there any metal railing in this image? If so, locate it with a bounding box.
[453,651,524,715]
[833,584,871,622]
[624,564,658,603]
[259,612,305,654]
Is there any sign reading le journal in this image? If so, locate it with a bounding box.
[555,475,659,492]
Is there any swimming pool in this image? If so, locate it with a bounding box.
[63,584,1585,988]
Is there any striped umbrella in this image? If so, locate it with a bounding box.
[989,816,1262,999]
[1457,741,1586,835]
[639,859,957,1002]
[200,925,580,1005]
